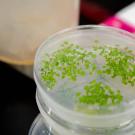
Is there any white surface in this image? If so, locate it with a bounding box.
[117,2,135,27]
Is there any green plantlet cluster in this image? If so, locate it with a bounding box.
[94,46,135,86]
[40,41,135,108]
[76,80,123,106]
[40,41,97,88]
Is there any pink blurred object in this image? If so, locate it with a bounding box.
[102,2,135,33]
[103,17,135,33]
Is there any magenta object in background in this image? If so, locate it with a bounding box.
[102,16,135,33]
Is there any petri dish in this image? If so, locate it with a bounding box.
[33,25,135,135]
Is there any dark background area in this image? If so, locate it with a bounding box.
[1,0,135,135]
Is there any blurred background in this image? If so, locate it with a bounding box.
[1,0,135,135]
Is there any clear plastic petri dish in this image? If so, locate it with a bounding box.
[32,25,135,135]
[29,113,135,135]
[29,115,51,135]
